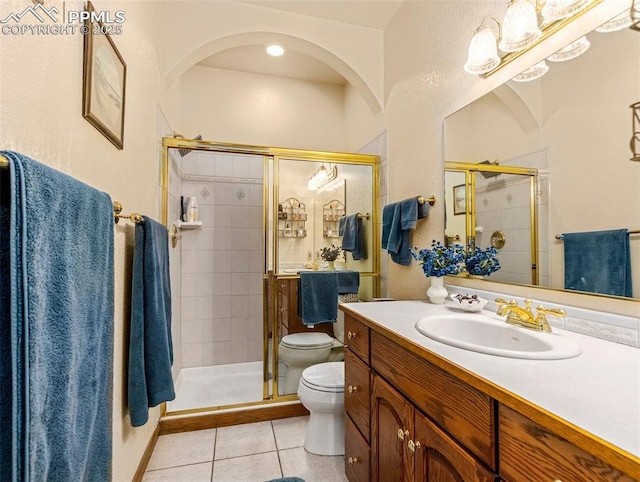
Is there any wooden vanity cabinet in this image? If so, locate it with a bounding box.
[277,278,333,337]
[344,315,371,482]
[342,310,639,482]
[499,405,638,482]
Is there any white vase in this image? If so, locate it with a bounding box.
[427,277,448,304]
[326,260,336,271]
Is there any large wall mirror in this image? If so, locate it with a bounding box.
[445,17,639,300]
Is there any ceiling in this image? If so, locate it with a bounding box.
[197,0,404,84]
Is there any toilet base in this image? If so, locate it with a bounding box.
[304,412,345,456]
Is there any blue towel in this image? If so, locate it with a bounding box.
[129,216,175,427]
[564,229,632,298]
[337,270,360,294]
[339,214,366,260]
[0,151,114,481]
[382,198,430,266]
[299,272,339,325]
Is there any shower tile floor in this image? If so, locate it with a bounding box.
[142,416,348,482]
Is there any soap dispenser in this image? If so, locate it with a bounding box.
[186,196,198,222]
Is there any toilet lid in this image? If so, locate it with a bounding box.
[301,362,344,391]
[281,333,333,349]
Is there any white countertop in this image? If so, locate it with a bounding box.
[341,300,640,459]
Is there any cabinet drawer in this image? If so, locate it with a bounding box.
[371,331,495,469]
[345,415,371,482]
[344,314,370,363]
[499,405,637,482]
[345,349,371,442]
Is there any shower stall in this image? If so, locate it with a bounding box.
[160,137,379,416]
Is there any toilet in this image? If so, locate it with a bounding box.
[297,361,345,456]
[278,308,345,394]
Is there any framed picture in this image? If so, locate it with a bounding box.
[82,1,126,149]
[453,184,466,215]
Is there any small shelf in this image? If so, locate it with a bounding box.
[175,220,203,229]
[323,199,345,238]
[278,197,307,238]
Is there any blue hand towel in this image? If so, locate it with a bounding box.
[337,270,360,295]
[129,216,175,427]
[382,198,430,266]
[0,151,114,482]
[564,229,632,298]
[339,214,366,260]
[299,271,339,325]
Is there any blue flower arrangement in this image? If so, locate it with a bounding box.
[411,241,501,277]
[465,244,501,276]
[410,241,466,277]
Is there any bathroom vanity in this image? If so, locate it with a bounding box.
[341,301,639,482]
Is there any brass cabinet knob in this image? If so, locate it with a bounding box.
[348,385,358,393]
[347,456,359,465]
[407,440,421,453]
[347,331,356,340]
[397,428,409,441]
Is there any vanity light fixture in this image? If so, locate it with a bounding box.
[547,35,590,61]
[307,163,337,191]
[266,44,285,57]
[541,0,592,23]
[464,16,502,74]
[499,0,542,53]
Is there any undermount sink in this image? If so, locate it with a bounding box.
[415,312,582,360]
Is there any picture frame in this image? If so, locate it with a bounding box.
[82,1,126,149]
[453,184,466,215]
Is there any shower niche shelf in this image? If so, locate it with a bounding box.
[278,197,307,238]
[323,199,344,238]
[175,220,203,229]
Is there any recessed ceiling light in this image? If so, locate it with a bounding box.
[266,45,284,57]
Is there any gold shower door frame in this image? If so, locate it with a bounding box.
[445,161,539,286]
[160,137,379,418]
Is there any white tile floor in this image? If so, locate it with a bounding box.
[143,416,348,482]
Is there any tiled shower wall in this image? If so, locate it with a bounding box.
[474,149,549,286]
[179,151,264,368]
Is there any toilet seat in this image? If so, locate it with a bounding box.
[280,333,333,350]
[300,362,344,393]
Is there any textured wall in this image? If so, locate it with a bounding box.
[0,1,166,480]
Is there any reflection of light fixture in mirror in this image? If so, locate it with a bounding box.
[499,0,542,53]
[307,164,338,191]
[633,0,640,30]
[547,35,590,62]
[595,3,633,32]
[512,60,549,82]
[542,0,592,23]
[631,101,640,162]
[464,16,502,74]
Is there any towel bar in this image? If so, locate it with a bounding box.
[357,213,370,220]
[113,201,143,224]
[556,229,639,239]
[417,195,436,206]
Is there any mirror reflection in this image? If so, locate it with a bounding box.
[445,25,639,299]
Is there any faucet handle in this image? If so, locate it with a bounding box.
[536,305,566,318]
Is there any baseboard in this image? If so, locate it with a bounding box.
[132,424,160,482]
[159,401,309,435]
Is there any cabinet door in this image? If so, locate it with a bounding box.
[414,411,497,482]
[372,376,414,482]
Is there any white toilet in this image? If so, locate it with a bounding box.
[278,309,345,394]
[297,361,345,456]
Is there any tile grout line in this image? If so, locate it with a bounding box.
[271,420,285,478]
[210,428,217,481]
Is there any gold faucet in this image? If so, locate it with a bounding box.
[495,298,565,333]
